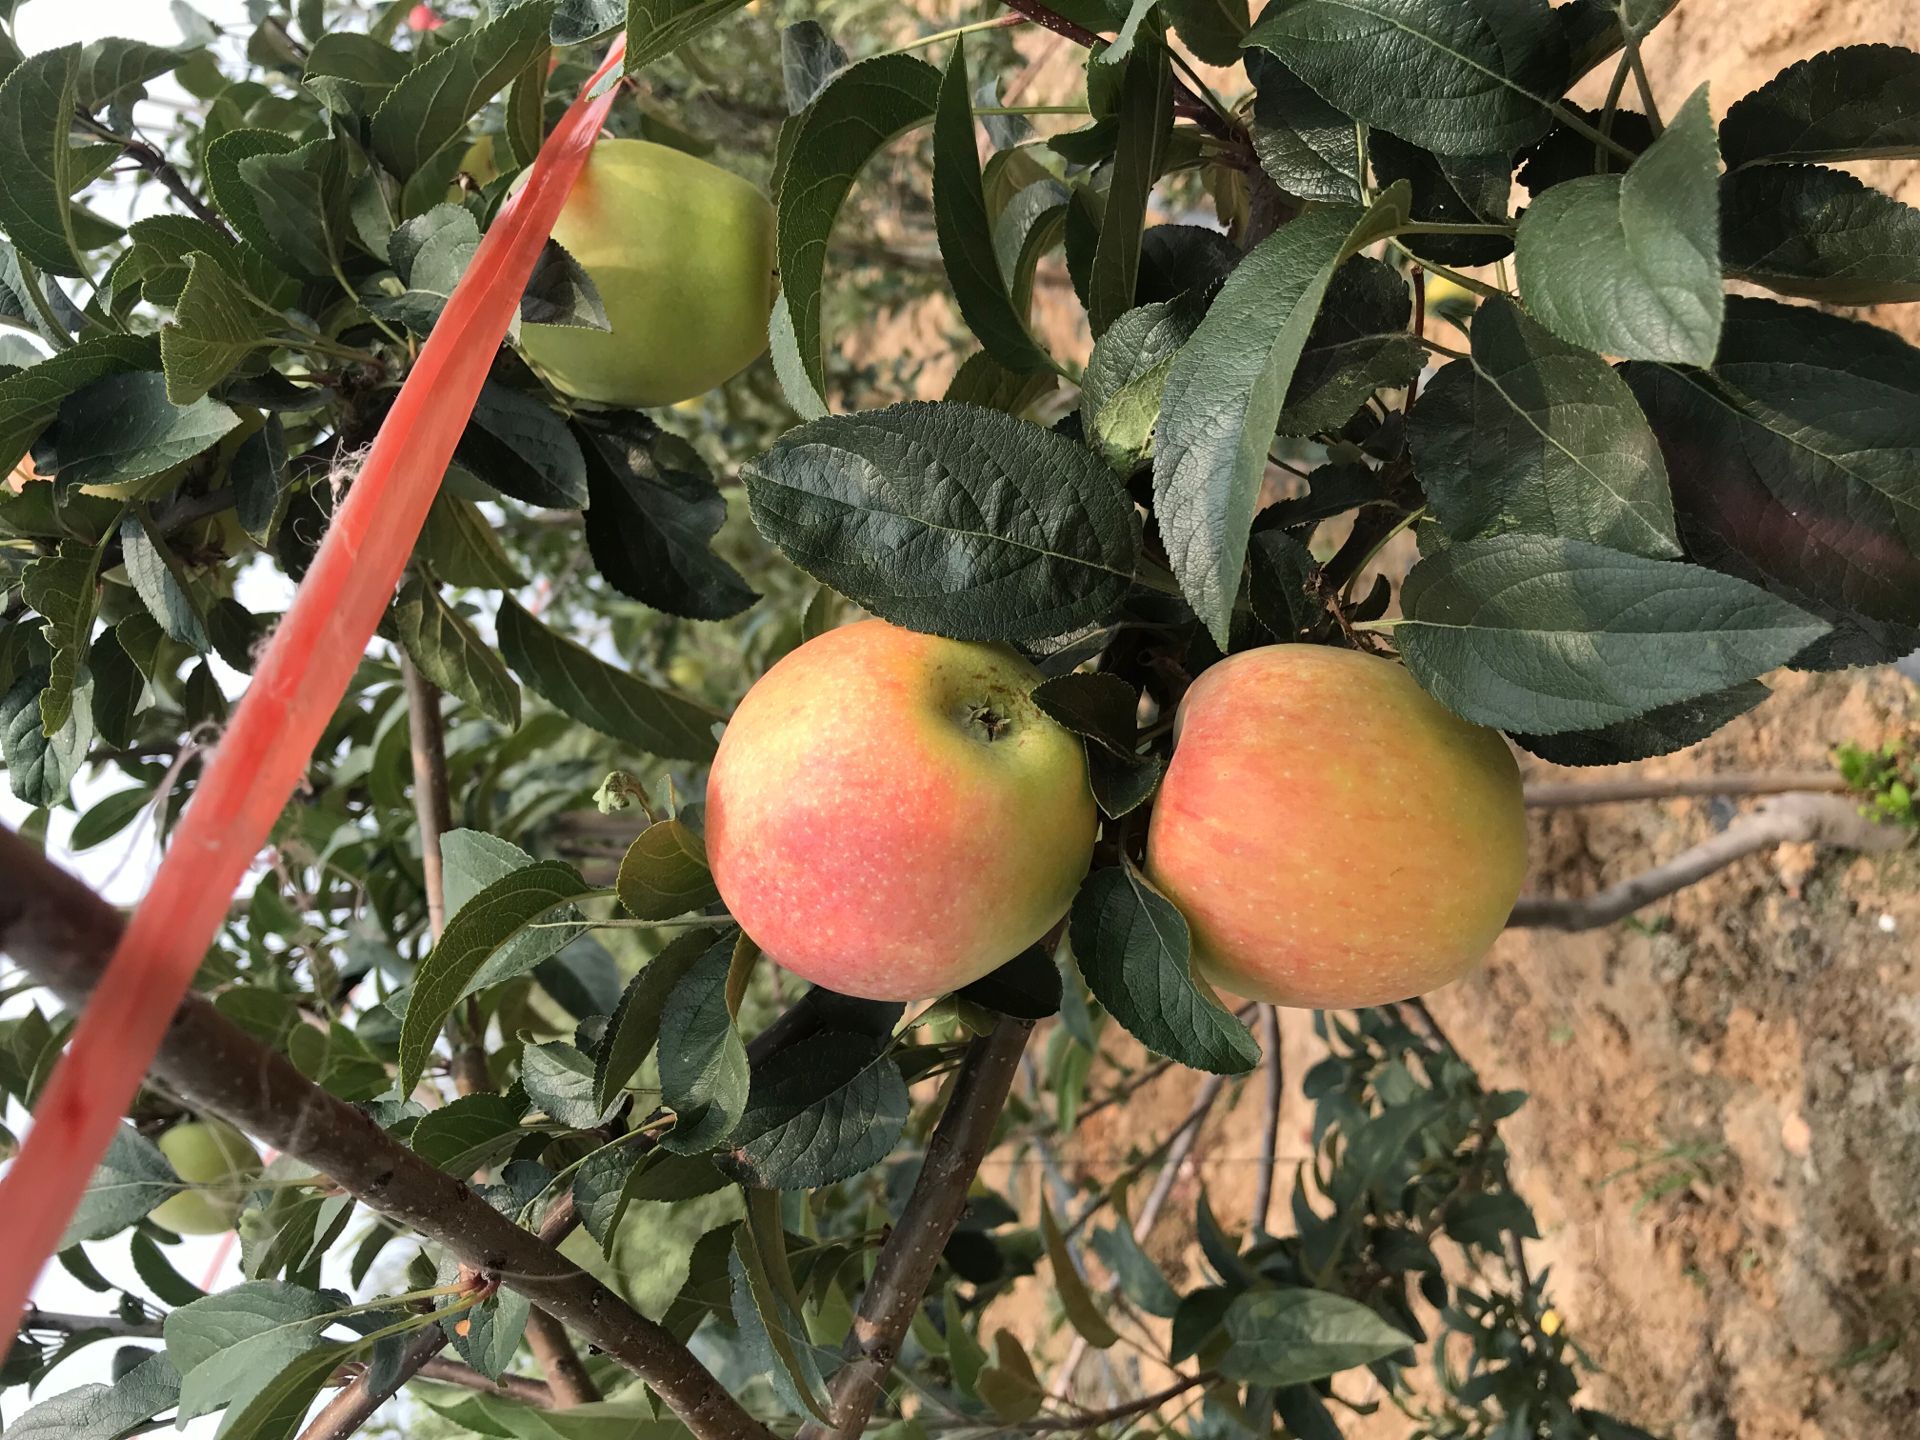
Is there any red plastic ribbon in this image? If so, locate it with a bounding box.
[0,35,629,1347]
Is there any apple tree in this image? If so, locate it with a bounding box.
[0,3,1915,1440]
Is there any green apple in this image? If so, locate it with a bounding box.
[151,1118,262,1235]
[1146,645,1527,1008]
[519,139,776,408]
[706,620,1097,1001]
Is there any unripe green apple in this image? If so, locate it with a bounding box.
[1146,646,1526,1009]
[519,139,776,408]
[706,620,1097,1001]
[151,1119,262,1235]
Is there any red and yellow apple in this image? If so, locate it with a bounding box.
[151,1118,262,1235]
[519,139,776,408]
[1146,646,1526,1008]
[706,620,1097,1001]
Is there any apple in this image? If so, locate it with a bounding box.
[1145,645,1527,1009]
[519,140,776,408]
[706,620,1097,1001]
[151,1118,262,1235]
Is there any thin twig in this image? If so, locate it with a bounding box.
[1252,1007,1282,1237]
[1032,1372,1216,1431]
[524,1308,601,1406]
[73,112,236,240]
[797,1019,1035,1440]
[1523,771,1846,807]
[415,1357,556,1407]
[19,1307,161,1340]
[301,1328,451,1440]
[0,831,777,1440]
[1507,794,1904,932]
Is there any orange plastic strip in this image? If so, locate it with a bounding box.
[0,35,628,1345]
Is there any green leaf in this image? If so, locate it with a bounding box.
[231,414,290,545]
[203,129,296,258]
[5,1351,179,1440]
[0,46,86,275]
[459,382,589,509]
[1720,44,1920,169]
[390,576,520,727]
[496,595,718,761]
[1396,535,1829,734]
[1278,255,1424,436]
[626,0,752,70]
[1621,297,1920,637]
[209,1338,353,1440]
[397,860,592,1094]
[1031,672,1139,759]
[592,926,720,1113]
[1166,0,1250,65]
[1249,57,1361,205]
[617,817,720,920]
[376,203,480,334]
[1154,186,1407,647]
[1556,0,1678,84]
[165,1280,336,1425]
[54,371,239,491]
[520,240,608,330]
[1369,134,1513,268]
[1406,294,1679,557]
[418,491,526,589]
[235,137,353,280]
[955,946,1063,1018]
[1086,39,1171,336]
[782,20,848,112]
[1080,297,1201,472]
[1089,1187,1181,1318]
[976,1329,1045,1422]
[2,667,91,806]
[371,1,554,179]
[743,401,1140,643]
[578,418,757,621]
[734,1189,834,1420]
[522,1042,606,1129]
[1515,680,1768,765]
[76,38,189,113]
[774,55,940,401]
[943,351,1060,415]
[1218,1289,1412,1386]
[23,542,103,734]
[60,1123,175,1245]
[160,251,273,404]
[932,42,1054,374]
[1244,0,1569,156]
[716,1033,910,1189]
[301,32,412,117]
[1720,164,1920,304]
[409,1093,525,1175]
[1069,865,1258,1076]
[0,333,157,473]
[658,933,750,1152]
[87,628,143,750]
[1515,86,1723,366]
[121,513,209,649]
[1041,1196,1118,1348]
[442,830,589,995]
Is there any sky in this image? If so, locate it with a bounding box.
[4,3,316,1431]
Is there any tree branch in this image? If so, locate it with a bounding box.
[0,830,775,1440]
[1507,793,1905,932]
[1252,1006,1282,1236]
[73,112,236,240]
[523,1308,601,1407]
[797,1018,1035,1440]
[1523,770,1846,808]
[416,1356,557,1407]
[19,1306,161,1340]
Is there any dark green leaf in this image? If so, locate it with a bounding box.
[54,371,239,491]
[301,32,412,116]
[593,927,720,1113]
[1086,39,1171,337]
[208,1339,352,1440]
[1069,865,1258,1075]
[943,351,1059,415]
[743,401,1140,643]
[1080,297,1202,471]
[1621,297,1920,634]
[166,1280,335,1424]
[1166,0,1250,65]
[658,934,749,1152]
[773,55,940,401]
[370,1,554,179]
[459,382,589,509]
[617,818,719,921]
[1514,87,1723,366]
[1245,0,1569,155]
[955,946,1063,1019]
[1720,44,1920,169]
[417,491,526,589]
[231,414,290,544]
[2,666,90,806]
[1155,187,1407,646]
[626,0,752,71]
[1406,295,1678,556]
[443,830,590,997]
[1041,1196,1118,1348]
[409,1093,525,1175]
[1249,57,1361,205]
[121,513,208,649]
[1218,1289,1412,1386]
[496,595,718,761]
[397,860,592,1094]
[235,138,353,280]
[1368,134,1512,267]
[522,1042,606,1129]
[782,21,848,113]
[732,1194,833,1420]
[578,418,757,621]
[0,334,157,475]
[377,203,480,334]
[520,240,609,330]
[23,543,103,734]
[0,46,86,275]
[158,252,271,404]
[390,576,520,727]
[87,627,143,750]
[1397,535,1828,734]
[553,0,626,44]
[933,43,1054,374]
[1031,672,1139,758]
[716,1032,910,1189]
[1278,255,1423,437]
[1720,164,1920,304]
[60,1124,174,1245]
[75,39,190,114]
[1557,0,1678,83]
[203,129,296,261]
